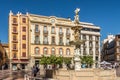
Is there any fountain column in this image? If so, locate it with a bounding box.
[70,8,85,70]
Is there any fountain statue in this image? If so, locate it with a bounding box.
[70,8,85,70]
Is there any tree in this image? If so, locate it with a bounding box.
[80,55,94,68]
[40,55,64,69]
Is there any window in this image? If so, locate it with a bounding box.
[95,36,99,41]
[117,41,120,46]
[13,44,16,50]
[59,37,63,44]
[96,48,99,55]
[35,47,39,54]
[22,35,26,40]
[13,27,17,32]
[59,48,63,55]
[89,35,92,40]
[66,38,70,45]
[118,48,120,53]
[43,47,48,54]
[89,42,92,47]
[13,53,17,58]
[35,36,39,44]
[83,35,86,40]
[51,36,55,44]
[83,48,86,55]
[51,26,55,33]
[44,26,47,33]
[44,36,48,44]
[66,48,70,55]
[13,35,16,40]
[13,18,17,23]
[66,28,70,35]
[59,27,62,34]
[22,18,26,23]
[22,52,26,57]
[89,48,93,55]
[35,25,39,32]
[22,44,26,49]
[96,42,99,47]
[22,27,26,32]
[51,47,55,54]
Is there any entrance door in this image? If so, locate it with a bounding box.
[21,64,25,69]
[35,60,39,66]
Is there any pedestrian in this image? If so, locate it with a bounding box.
[36,65,39,73]
[32,65,37,77]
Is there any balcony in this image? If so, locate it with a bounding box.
[83,51,87,55]
[59,42,64,45]
[12,31,18,34]
[35,30,40,35]
[89,38,93,41]
[43,41,49,45]
[51,42,56,45]
[12,22,18,26]
[95,44,99,48]
[51,31,56,34]
[12,40,18,43]
[96,51,99,55]
[59,32,63,36]
[89,45,93,48]
[83,45,86,48]
[43,31,48,35]
[34,41,40,44]
[12,48,18,51]
[89,51,93,55]
[66,43,70,46]
[66,33,70,38]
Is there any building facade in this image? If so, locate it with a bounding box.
[101,34,120,63]
[9,10,100,70]
[0,43,8,69]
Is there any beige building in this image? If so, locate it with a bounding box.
[9,10,100,70]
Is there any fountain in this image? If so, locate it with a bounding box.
[70,8,85,70]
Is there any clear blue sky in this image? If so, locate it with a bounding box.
[0,0,120,43]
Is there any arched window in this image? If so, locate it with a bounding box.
[35,47,40,54]
[43,47,48,54]
[51,47,55,55]
[59,48,63,55]
[66,48,70,55]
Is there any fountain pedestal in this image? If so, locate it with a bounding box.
[74,49,81,70]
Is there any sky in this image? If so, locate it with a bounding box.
[0,0,120,43]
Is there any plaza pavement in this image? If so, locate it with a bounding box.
[1,68,120,80]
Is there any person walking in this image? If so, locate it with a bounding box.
[32,65,37,77]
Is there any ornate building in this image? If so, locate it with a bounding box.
[9,10,100,70]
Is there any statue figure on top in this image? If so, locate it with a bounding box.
[74,8,80,23]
